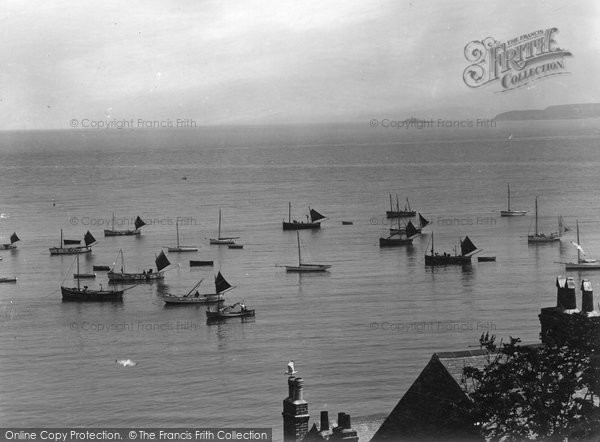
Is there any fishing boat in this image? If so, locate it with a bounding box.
[49,230,97,255]
[107,249,171,282]
[500,184,527,216]
[209,209,239,245]
[63,239,81,245]
[167,219,198,252]
[62,254,127,302]
[285,231,331,272]
[0,232,20,250]
[0,277,17,283]
[282,202,325,230]
[527,197,564,243]
[190,260,214,267]
[386,194,416,218]
[104,214,146,236]
[380,220,419,247]
[206,302,255,319]
[565,221,600,269]
[424,232,480,266]
[93,265,111,271]
[162,271,234,304]
[390,213,429,235]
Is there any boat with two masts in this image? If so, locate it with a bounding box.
[565,220,600,269]
[162,271,233,304]
[104,214,146,236]
[527,197,568,243]
[285,231,331,272]
[282,202,326,230]
[386,194,416,218]
[107,249,171,282]
[0,232,20,250]
[500,184,527,216]
[209,209,239,245]
[167,219,198,252]
[424,232,480,266]
[50,230,97,255]
[62,254,130,302]
[380,220,419,247]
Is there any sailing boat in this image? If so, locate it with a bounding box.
[380,220,419,247]
[162,271,233,304]
[285,231,331,272]
[500,184,527,216]
[209,209,239,245]
[390,213,429,235]
[168,219,198,252]
[50,230,97,255]
[282,202,325,230]
[62,254,127,302]
[104,214,146,236]
[424,232,480,266]
[206,274,255,318]
[565,221,600,269]
[107,249,171,282]
[527,197,561,243]
[386,194,416,218]
[0,232,20,250]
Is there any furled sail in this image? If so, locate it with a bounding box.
[418,214,429,228]
[215,271,232,294]
[10,232,20,244]
[155,251,171,272]
[134,216,146,230]
[309,208,326,222]
[84,231,97,246]
[460,236,478,256]
[405,221,418,238]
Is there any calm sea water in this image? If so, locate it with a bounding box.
[1,120,600,439]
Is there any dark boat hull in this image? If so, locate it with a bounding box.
[190,260,214,267]
[61,286,123,302]
[477,256,496,262]
[379,237,413,247]
[424,254,471,266]
[206,309,255,319]
[104,229,141,236]
[93,265,111,271]
[282,221,321,230]
[386,210,416,218]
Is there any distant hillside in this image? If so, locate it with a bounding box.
[495,103,600,121]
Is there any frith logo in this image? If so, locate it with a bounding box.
[463,27,572,92]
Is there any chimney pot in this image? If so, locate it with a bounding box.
[337,412,345,427]
[287,376,296,399]
[293,378,304,401]
[343,413,352,429]
[582,279,594,313]
[320,411,329,431]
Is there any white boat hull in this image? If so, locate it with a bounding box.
[50,246,92,255]
[210,238,235,245]
[167,246,199,252]
[500,210,527,216]
[565,261,600,270]
[528,235,560,243]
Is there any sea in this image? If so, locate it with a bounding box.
[1,119,600,440]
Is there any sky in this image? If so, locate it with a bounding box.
[1,0,598,130]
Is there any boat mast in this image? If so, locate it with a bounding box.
[288,202,291,223]
[577,220,581,263]
[218,209,222,239]
[112,212,115,232]
[296,231,302,265]
[76,254,80,291]
[176,219,180,248]
[60,229,63,247]
[396,194,400,213]
[431,231,434,255]
[507,184,511,211]
[389,194,393,212]
[534,197,538,235]
[406,198,411,211]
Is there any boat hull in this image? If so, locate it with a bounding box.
[209,238,236,245]
[61,286,123,302]
[390,227,422,235]
[285,264,331,272]
[163,293,224,304]
[228,244,243,249]
[0,277,17,283]
[477,257,496,262]
[167,246,199,252]
[0,244,17,250]
[424,254,471,266]
[282,221,321,230]
[379,237,413,247]
[73,273,96,279]
[93,265,111,271]
[49,246,92,255]
[190,260,214,267]
[104,229,140,236]
[528,235,560,243]
[386,210,416,218]
[108,271,164,282]
[565,262,600,270]
[206,309,255,319]
[500,210,527,216]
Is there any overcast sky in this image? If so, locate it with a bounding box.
[1,0,598,130]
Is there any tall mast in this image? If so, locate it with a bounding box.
[389,194,393,212]
[297,231,302,265]
[507,184,511,211]
[396,194,400,213]
[406,198,411,211]
[112,212,115,232]
[218,209,222,239]
[577,220,580,263]
[176,219,180,248]
[288,202,291,223]
[431,231,434,255]
[76,254,80,291]
[535,197,538,235]
[60,229,63,247]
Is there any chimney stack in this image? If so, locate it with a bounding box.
[282,377,310,442]
[330,412,359,441]
[581,279,594,313]
[556,276,577,310]
[318,411,332,439]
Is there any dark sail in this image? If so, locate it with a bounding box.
[10,232,20,244]
[405,221,418,238]
[134,216,146,230]
[155,251,171,272]
[418,214,429,228]
[215,271,232,294]
[84,231,97,246]
[309,208,326,222]
[460,236,478,256]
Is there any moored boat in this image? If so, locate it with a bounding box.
[104,214,146,236]
[0,232,20,250]
[209,209,239,245]
[206,302,255,319]
[527,197,567,243]
[93,265,111,271]
[380,220,419,247]
[190,260,214,267]
[424,232,480,266]
[50,230,97,255]
[500,183,527,216]
[386,194,416,218]
[285,231,331,272]
[73,273,96,279]
[565,220,600,269]
[162,271,233,304]
[107,249,171,282]
[167,219,198,252]
[282,202,325,230]
[0,277,17,283]
[62,255,127,302]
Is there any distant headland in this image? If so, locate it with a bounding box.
[494,103,600,121]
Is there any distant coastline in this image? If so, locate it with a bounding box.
[495,103,600,121]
